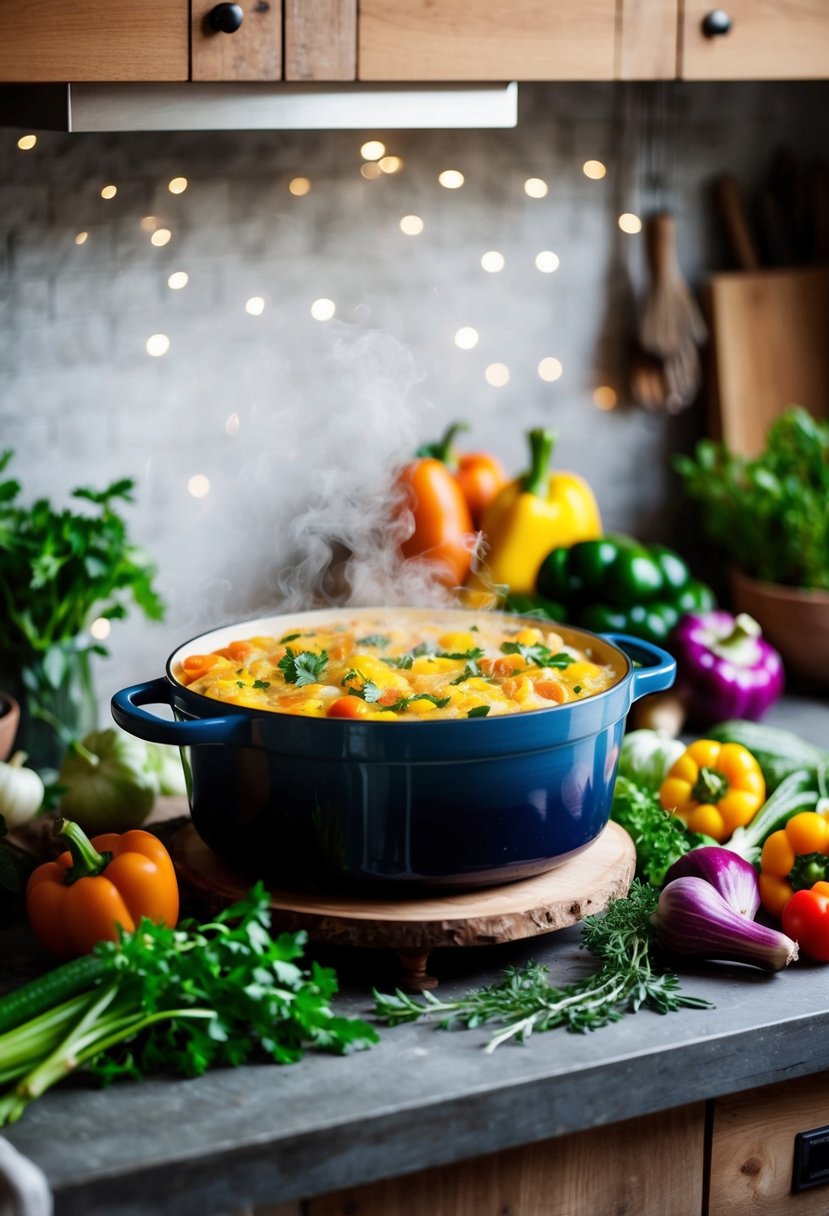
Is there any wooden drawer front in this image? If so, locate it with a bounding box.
[285,0,356,80]
[307,1103,706,1216]
[0,0,188,82]
[682,0,829,79]
[709,1072,829,1214]
[358,0,617,81]
[192,0,282,82]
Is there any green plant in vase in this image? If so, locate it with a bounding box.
[0,451,164,773]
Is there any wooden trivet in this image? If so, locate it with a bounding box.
[169,821,635,991]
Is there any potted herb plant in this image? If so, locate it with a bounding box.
[0,451,164,772]
[675,407,829,688]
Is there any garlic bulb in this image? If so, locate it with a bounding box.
[0,752,45,829]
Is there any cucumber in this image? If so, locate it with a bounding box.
[707,720,829,792]
[725,770,821,865]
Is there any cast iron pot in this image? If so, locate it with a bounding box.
[111,608,675,890]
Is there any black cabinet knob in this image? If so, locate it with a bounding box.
[701,9,732,37]
[209,3,244,33]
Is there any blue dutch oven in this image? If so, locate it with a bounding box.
[111,608,675,890]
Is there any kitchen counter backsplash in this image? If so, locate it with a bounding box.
[0,80,827,709]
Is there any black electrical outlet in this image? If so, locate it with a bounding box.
[792,1125,829,1193]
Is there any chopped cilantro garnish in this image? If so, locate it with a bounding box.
[500,642,574,669]
[381,654,414,670]
[347,682,449,713]
[278,648,328,687]
[470,625,479,631]
[236,681,245,688]
[356,634,391,649]
[450,661,482,684]
[252,679,271,691]
[279,632,303,643]
[438,647,485,662]
[573,685,582,694]
[467,705,490,718]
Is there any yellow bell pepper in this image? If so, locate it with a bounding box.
[471,429,601,597]
[659,739,766,844]
[759,810,829,919]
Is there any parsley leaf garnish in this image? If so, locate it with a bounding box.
[437,647,485,661]
[451,661,482,684]
[382,654,414,670]
[279,632,304,643]
[467,706,490,718]
[252,679,271,690]
[347,682,449,713]
[356,634,391,648]
[278,648,328,687]
[500,642,574,669]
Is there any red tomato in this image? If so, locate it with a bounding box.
[782,882,829,962]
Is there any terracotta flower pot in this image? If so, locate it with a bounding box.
[730,569,829,690]
[0,693,20,762]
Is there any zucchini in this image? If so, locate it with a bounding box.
[707,720,829,792]
[725,770,821,865]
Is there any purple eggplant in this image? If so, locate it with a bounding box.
[671,611,784,726]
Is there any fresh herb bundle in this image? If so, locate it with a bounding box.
[611,776,708,887]
[374,882,709,1052]
[0,450,163,658]
[0,884,377,1126]
[674,407,829,591]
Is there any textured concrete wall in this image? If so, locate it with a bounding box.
[0,81,827,709]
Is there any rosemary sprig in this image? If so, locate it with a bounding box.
[374,882,710,1052]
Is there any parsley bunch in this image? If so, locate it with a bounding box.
[0,450,163,659]
[610,777,708,886]
[375,882,709,1051]
[0,884,377,1126]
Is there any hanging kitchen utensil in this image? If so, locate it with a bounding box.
[638,211,708,411]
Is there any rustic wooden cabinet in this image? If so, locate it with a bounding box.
[1,0,827,84]
[357,0,617,83]
[0,0,188,83]
[681,0,829,80]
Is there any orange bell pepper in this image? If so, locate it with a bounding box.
[659,739,765,844]
[26,818,179,958]
[398,452,475,588]
[418,422,509,527]
[759,810,829,919]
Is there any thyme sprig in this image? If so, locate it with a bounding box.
[374,882,710,1051]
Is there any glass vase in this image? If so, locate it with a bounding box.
[0,639,99,775]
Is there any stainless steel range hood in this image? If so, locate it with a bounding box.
[0,81,518,131]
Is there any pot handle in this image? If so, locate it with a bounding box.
[111,678,250,746]
[601,633,677,701]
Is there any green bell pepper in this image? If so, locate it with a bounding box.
[536,535,715,646]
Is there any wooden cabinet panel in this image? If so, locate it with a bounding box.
[682,0,829,80]
[308,1103,706,1216]
[192,0,282,82]
[358,0,616,82]
[0,0,188,82]
[285,1,356,81]
[709,1072,829,1214]
[618,0,679,80]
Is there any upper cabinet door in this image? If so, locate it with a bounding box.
[358,0,617,81]
[0,0,188,82]
[682,0,829,79]
[285,0,357,81]
[192,1,282,81]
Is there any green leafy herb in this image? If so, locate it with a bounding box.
[356,634,391,649]
[611,776,706,886]
[279,632,303,643]
[467,706,490,718]
[500,642,574,669]
[374,881,709,1052]
[236,680,245,689]
[381,654,414,670]
[437,647,485,662]
[674,407,829,591]
[252,680,271,691]
[0,450,164,659]
[348,682,449,713]
[277,648,328,687]
[451,661,482,684]
[0,884,377,1126]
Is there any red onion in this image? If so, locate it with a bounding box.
[664,846,760,918]
[670,611,784,726]
[655,877,798,972]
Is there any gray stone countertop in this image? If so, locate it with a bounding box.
[2,694,828,1216]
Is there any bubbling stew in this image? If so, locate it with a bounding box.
[174,615,623,720]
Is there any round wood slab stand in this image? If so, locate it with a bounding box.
[169,821,636,991]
